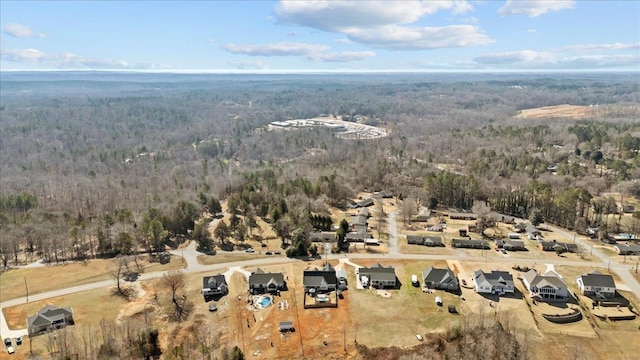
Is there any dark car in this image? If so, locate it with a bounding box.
[274,251,281,255]
[15,337,22,346]
[266,251,273,255]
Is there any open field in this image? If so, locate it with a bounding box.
[515,104,640,119]
[0,255,184,302]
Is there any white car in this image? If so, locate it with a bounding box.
[245,248,254,253]
[6,344,15,354]
[416,334,423,341]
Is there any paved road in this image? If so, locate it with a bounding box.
[545,223,640,296]
[387,210,399,255]
[3,231,639,339]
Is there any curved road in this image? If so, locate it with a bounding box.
[3,230,640,339]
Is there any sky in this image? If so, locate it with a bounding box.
[1,0,639,72]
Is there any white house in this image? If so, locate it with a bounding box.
[473,270,514,296]
[576,272,616,298]
[522,270,569,300]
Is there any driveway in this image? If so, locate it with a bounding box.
[387,210,399,255]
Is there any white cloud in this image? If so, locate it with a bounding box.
[4,23,46,38]
[346,24,493,49]
[474,49,640,69]
[498,0,575,17]
[225,42,329,57]
[224,41,374,62]
[230,59,268,70]
[564,42,640,52]
[527,29,537,33]
[1,48,47,61]
[308,51,375,62]
[274,0,488,50]
[474,50,556,65]
[1,47,130,69]
[206,38,216,43]
[287,31,296,36]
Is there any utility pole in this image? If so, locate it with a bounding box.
[24,276,28,302]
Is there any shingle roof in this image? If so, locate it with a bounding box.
[202,274,226,289]
[249,269,284,287]
[578,272,616,288]
[422,266,458,287]
[523,270,567,290]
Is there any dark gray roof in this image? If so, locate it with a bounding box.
[350,215,368,226]
[303,265,338,287]
[310,232,335,242]
[525,225,541,234]
[249,269,285,287]
[203,274,226,289]
[360,263,396,282]
[27,305,73,329]
[452,239,489,248]
[422,266,458,287]
[578,272,616,288]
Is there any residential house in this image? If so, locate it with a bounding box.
[27,305,74,337]
[357,208,370,218]
[202,274,228,299]
[539,241,578,253]
[346,232,373,242]
[576,272,616,298]
[473,270,514,296]
[448,212,477,220]
[422,266,459,291]
[614,243,640,255]
[407,235,442,247]
[249,268,287,294]
[359,263,397,289]
[513,222,528,233]
[490,213,516,224]
[310,231,336,243]
[525,225,542,240]
[522,270,569,300]
[416,208,432,222]
[496,239,526,251]
[350,214,368,227]
[356,198,374,208]
[451,239,490,249]
[303,264,338,294]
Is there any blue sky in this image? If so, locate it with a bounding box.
[1,1,639,72]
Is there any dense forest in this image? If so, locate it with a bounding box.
[1,72,639,266]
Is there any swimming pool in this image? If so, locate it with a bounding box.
[255,295,273,308]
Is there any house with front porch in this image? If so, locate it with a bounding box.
[576,271,616,298]
[473,270,514,296]
[249,268,287,294]
[202,274,228,300]
[27,305,75,337]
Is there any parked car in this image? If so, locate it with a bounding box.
[245,248,254,253]
[208,304,218,312]
[416,334,423,341]
[266,251,273,255]
[501,249,507,254]
[15,337,21,346]
[3,339,10,347]
[274,251,281,255]
[6,345,14,354]
[461,279,467,286]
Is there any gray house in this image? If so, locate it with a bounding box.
[496,239,526,251]
[359,263,397,289]
[310,231,336,243]
[303,264,338,294]
[452,239,490,249]
[576,272,616,298]
[249,268,287,294]
[422,266,459,291]
[27,305,74,337]
[522,270,569,300]
[473,270,514,296]
[407,235,442,247]
[202,274,228,299]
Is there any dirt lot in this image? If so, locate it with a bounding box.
[514,104,640,119]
